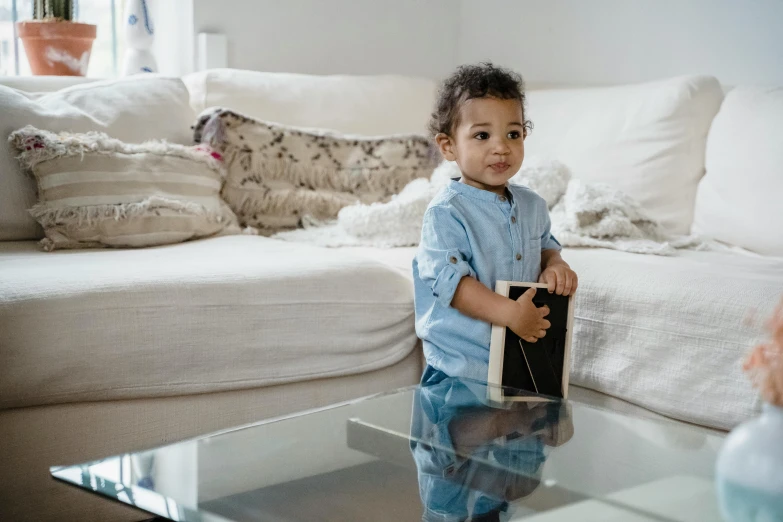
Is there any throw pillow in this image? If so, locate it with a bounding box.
[196,108,439,232]
[0,76,196,241]
[9,126,239,251]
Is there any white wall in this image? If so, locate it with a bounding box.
[155,0,783,86]
[458,0,783,86]
[150,0,195,77]
[191,0,459,79]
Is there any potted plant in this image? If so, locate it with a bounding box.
[16,0,97,76]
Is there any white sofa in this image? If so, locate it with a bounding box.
[1,70,781,521]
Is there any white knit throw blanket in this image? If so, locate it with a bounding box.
[273,158,712,256]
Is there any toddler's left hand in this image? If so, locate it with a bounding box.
[539,265,578,296]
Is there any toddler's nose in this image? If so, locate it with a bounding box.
[493,140,511,155]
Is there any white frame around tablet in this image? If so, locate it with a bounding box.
[487,281,575,403]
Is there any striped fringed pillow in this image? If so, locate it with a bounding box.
[195,108,439,233]
[9,126,240,251]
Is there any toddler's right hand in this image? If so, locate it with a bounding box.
[508,288,551,343]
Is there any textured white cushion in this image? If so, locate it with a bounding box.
[525,76,724,234]
[338,246,419,279]
[184,68,437,136]
[0,76,196,241]
[564,247,783,430]
[692,87,783,256]
[341,245,783,430]
[0,236,417,410]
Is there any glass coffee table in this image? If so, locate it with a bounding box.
[51,378,725,521]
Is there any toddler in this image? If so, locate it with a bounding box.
[413,63,578,383]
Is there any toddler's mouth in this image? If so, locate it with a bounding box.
[490,162,510,173]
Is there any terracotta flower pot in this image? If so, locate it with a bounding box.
[16,20,97,76]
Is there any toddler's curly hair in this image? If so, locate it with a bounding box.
[428,62,532,138]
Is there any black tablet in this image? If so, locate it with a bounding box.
[488,281,575,402]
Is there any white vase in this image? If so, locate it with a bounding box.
[716,402,783,521]
[121,0,157,75]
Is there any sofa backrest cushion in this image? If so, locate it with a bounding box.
[692,86,783,256]
[184,68,437,136]
[0,76,97,92]
[0,75,196,241]
[525,76,724,234]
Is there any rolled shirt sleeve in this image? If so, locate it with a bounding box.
[416,206,477,308]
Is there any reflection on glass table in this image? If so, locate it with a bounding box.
[407,373,574,521]
[52,378,725,521]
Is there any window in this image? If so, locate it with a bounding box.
[0,0,126,77]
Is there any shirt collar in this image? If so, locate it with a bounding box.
[448,179,513,203]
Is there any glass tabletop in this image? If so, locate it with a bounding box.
[51,378,725,521]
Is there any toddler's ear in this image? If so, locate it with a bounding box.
[435,133,457,161]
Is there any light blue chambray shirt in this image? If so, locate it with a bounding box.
[412,179,562,382]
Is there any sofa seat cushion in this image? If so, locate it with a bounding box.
[338,246,418,280]
[565,248,783,430]
[342,245,783,430]
[0,236,417,410]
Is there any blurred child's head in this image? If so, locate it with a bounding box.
[430,63,532,194]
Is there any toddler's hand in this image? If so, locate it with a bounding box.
[508,288,551,343]
[539,265,578,296]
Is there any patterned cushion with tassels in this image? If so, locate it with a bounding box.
[195,107,439,233]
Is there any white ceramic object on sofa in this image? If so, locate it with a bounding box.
[692,87,783,257]
[121,0,158,75]
[716,403,783,520]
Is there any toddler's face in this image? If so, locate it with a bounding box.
[436,97,525,195]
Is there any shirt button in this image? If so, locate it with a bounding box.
[498,195,507,202]
[511,216,516,224]
[449,256,458,264]
[516,253,522,261]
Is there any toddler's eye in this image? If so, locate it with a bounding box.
[474,132,489,140]
[508,131,521,139]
